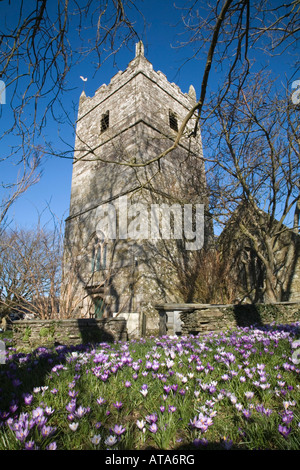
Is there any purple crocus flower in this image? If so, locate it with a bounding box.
[45,407,55,416]
[66,400,76,413]
[145,413,158,424]
[149,422,158,433]
[244,391,254,400]
[24,440,36,450]
[74,405,88,418]
[46,442,57,450]
[256,404,265,414]
[41,425,56,438]
[168,405,176,413]
[15,426,30,442]
[282,412,293,424]
[96,397,106,406]
[193,438,208,447]
[35,416,47,429]
[113,401,123,410]
[10,403,18,414]
[221,374,230,381]
[242,409,252,419]
[113,424,126,436]
[32,407,44,420]
[278,425,291,439]
[12,379,22,387]
[221,436,233,450]
[23,394,33,406]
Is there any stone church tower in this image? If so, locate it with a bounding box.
[62,42,210,333]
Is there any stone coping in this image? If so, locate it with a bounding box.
[12,317,126,324]
[154,301,300,311]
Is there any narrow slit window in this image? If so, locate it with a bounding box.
[91,234,107,272]
[169,110,178,131]
[101,110,109,132]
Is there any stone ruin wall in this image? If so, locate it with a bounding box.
[156,302,300,337]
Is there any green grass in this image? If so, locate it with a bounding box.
[0,323,299,450]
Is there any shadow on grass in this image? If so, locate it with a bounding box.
[0,319,121,416]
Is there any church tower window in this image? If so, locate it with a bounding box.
[91,233,107,272]
[101,110,109,132]
[169,110,178,131]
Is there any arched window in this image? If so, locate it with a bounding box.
[91,232,107,272]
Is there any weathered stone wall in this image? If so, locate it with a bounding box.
[156,302,300,336]
[289,258,300,301]
[12,318,127,349]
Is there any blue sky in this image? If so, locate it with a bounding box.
[0,0,298,232]
[1,0,203,230]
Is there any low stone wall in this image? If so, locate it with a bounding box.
[12,317,128,349]
[155,302,300,337]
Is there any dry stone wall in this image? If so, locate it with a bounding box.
[12,318,127,349]
[156,302,300,337]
